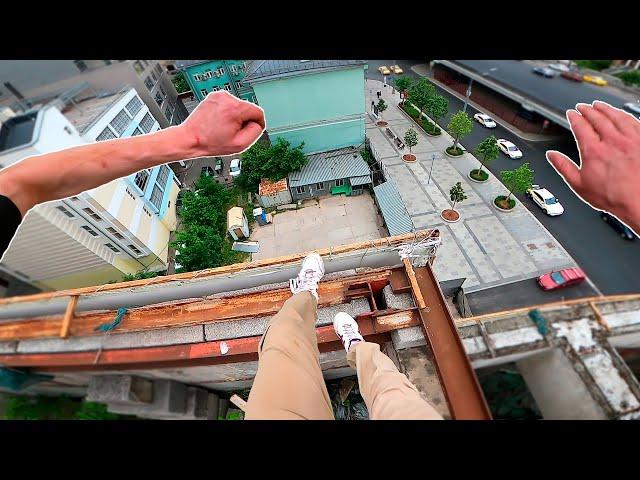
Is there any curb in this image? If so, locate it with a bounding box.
[492,200,516,213]
[440,209,461,223]
[467,171,489,183]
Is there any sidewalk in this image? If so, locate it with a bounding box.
[367,79,577,293]
[409,63,564,142]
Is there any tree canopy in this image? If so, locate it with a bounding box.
[171,72,190,94]
[394,76,413,100]
[501,163,535,200]
[447,111,474,149]
[425,94,448,124]
[449,182,467,210]
[404,127,418,153]
[475,135,500,172]
[170,175,244,272]
[408,78,436,116]
[234,137,307,193]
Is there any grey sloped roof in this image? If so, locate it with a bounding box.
[373,182,414,236]
[289,148,371,188]
[350,175,372,186]
[174,60,210,70]
[244,60,366,82]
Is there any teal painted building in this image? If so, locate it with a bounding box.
[175,60,255,103]
[243,60,367,154]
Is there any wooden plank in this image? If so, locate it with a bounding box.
[59,295,79,339]
[402,257,426,309]
[0,270,393,342]
[0,230,438,307]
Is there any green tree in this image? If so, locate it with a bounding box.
[394,76,413,104]
[171,72,190,93]
[500,163,535,203]
[170,175,244,272]
[122,270,159,282]
[449,182,467,211]
[404,127,418,154]
[376,98,388,120]
[425,93,448,128]
[447,110,474,152]
[474,135,500,174]
[235,138,307,193]
[408,78,436,119]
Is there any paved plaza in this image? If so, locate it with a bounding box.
[367,79,577,293]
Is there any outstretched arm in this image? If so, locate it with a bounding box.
[0,91,265,217]
[547,100,640,236]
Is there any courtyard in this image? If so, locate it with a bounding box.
[249,192,387,260]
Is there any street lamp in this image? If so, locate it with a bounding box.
[462,67,497,113]
[427,153,437,184]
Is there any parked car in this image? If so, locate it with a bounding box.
[561,70,584,82]
[526,185,564,216]
[201,166,215,177]
[229,158,242,177]
[537,268,586,291]
[532,67,557,78]
[390,65,404,74]
[497,139,523,159]
[474,113,497,128]
[215,157,223,174]
[548,63,570,72]
[378,65,391,75]
[623,102,640,119]
[601,212,636,240]
[583,75,608,86]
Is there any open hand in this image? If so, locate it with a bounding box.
[180,91,266,157]
[546,101,640,236]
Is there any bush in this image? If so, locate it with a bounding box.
[470,169,489,181]
[400,103,441,135]
[446,146,464,156]
[574,60,613,71]
[494,195,516,210]
[615,70,640,86]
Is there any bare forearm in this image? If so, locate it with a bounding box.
[0,125,202,217]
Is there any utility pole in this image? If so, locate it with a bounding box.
[462,78,473,113]
[427,153,436,184]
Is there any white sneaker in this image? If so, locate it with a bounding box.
[290,252,325,300]
[333,312,364,353]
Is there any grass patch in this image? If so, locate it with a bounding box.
[446,146,464,156]
[470,169,489,181]
[494,195,516,210]
[400,103,441,135]
[574,60,612,71]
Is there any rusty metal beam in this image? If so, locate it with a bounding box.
[413,263,492,420]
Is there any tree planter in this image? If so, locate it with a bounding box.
[423,126,442,137]
[402,153,417,162]
[493,196,516,212]
[376,121,388,127]
[445,148,464,158]
[440,209,460,223]
[468,169,489,183]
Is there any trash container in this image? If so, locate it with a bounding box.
[253,207,267,226]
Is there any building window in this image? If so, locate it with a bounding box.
[149,165,170,210]
[125,188,136,200]
[157,164,170,185]
[151,71,157,82]
[132,127,143,136]
[106,227,125,240]
[105,243,120,253]
[155,64,162,75]
[133,61,145,74]
[223,83,232,92]
[193,74,203,81]
[126,96,143,117]
[218,67,225,76]
[159,85,166,97]
[203,70,212,79]
[230,64,238,74]
[82,207,102,221]
[155,92,164,107]
[150,184,163,209]
[235,81,242,89]
[71,196,80,202]
[140,113,155,133]
[74,60,88,72]
[211,86,220,92]
[296,186,306,195]
[135,169,151,192]
[144,76,154,91]
[315,182,325,190]
[165,106,173,122]
[335,179,344,187]
[81,225,99,236]
[110,109,131,136]
[56,205,74,218]
[96,127,117,141]
[128,244,143,255]
[200,88,208,97]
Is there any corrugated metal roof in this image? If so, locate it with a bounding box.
[244,60,366,83]
[289,149,371,188]
[373,182,414,236]
[350,175,372,186]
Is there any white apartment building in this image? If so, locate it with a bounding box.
[0,87,180,291]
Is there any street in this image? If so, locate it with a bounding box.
[367,60,640,295]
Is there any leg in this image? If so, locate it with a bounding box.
[245,254,334,420]
[334,312,442,420]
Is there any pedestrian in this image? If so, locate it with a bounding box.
[377,91,381,99]
[371,100,375,110]
[244,253,443,419]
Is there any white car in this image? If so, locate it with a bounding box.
[526,185,564,216]
[623,102,640,118]
[548,63,570,72]
[229,158,242,177]
[474,113,497,128]
[497,139,523,159]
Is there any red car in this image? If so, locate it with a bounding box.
[561,71,583,82]
[537,267,586,291]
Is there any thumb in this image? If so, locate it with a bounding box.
[233,122,265,153]
[546,150,582,191]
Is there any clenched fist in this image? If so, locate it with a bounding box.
[180,90,266,157]
[547,101,640,237]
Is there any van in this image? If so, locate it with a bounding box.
[230,158,242,177]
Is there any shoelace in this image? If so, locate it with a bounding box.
[295,270,321,290]
[340,324,360,343]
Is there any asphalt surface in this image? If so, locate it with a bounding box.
[453,60,637,114]
[367,60,640,296]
